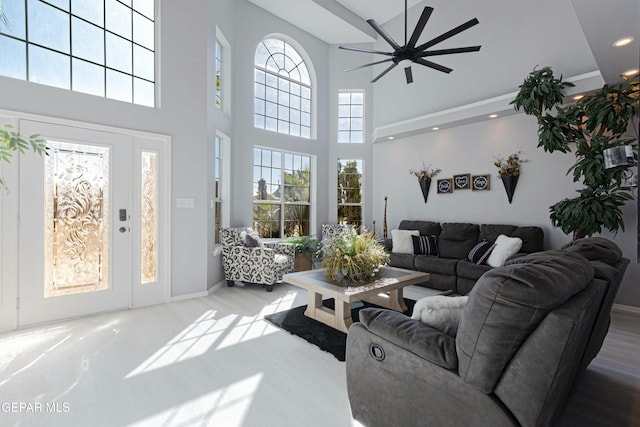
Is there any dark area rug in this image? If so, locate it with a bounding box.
[264,298,415,361]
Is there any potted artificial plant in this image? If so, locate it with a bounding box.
[410,164,441,203]
[511,66,638,239]
[287,235,317,271]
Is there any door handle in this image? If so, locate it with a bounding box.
[119,227,129,233]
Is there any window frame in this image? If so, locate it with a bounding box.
[337,158,364,229]
[0,0,156,106]
[338,90,364,144]
[252,146,314,239]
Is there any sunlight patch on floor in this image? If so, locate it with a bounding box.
[129,374,263,427]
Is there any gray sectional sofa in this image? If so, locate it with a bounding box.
[346,237,630,427]
[387,220,544,294]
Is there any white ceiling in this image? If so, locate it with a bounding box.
[247,0,640,85]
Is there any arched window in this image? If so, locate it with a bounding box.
[254,38,311,139]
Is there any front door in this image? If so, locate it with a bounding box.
[16,120,168,326]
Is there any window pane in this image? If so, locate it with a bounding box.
[47,0,70,11]
[0,36,26,79]
[106,69,132,102]
[133,45,154,80]
[28,0,70,54]
[29,45,70,89]
[106,32,132,73]
[133,0,154,20]
[0,0,26,38]
[72,58,105,96]
[72,0,104,26]
[106,0,132,39]
[72,17,105,65]
[134,77,154,107]
[133,11,154,50]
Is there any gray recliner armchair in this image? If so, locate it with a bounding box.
[346,238,629,427]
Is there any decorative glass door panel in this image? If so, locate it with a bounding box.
[141,151,157,284]
[44,141,110,297]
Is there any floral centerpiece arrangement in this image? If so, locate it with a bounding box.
[494,151,528,177]
[409,163,441,181]
[321,230,389,284]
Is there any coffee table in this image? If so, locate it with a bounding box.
[282,266,430,333]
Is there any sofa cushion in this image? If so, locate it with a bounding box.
[479,224,544,254]
[391,229,419,254]
[438,223,479,259]
[240,229,262,247]
[389,253,415,270]
[412,295,468,337]
[456,250,594,393]
[415,255,458,275]
[457,260,492,281]
[486,235,523,267]
[412,235,439,255]
[399,220,442,236]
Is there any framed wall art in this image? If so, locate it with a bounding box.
[472,174,491,191]
[453,174,470,190]
[437,178,453,194]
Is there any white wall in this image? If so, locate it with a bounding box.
[373,113,640,307]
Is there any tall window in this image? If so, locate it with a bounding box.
[215,40,222,108]
[254,38,311,139]
[214,135,222,243]
[253,147,312,238]
[0,0,155,106]
[338,159,363,229]
[338,91,364,143]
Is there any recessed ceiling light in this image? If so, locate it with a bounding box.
[573,95,585,100]
[388,136,395,140]
[613,37,634,47]
[432,127,439,131]
[623,69,639,77]
[488,114,498,118]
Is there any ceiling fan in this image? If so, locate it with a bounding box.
[339,1,481,84]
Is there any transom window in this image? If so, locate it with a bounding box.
[338,91,364,143]
[253,147,312,238]
[215,40,222,108]
[337,159,363,229]
[254,38,311,139]
[0,0,155,107]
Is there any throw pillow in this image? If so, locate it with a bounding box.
[411,295,468,337]
[240,230,262,248]
[412,235,439,256]
[468,240,496,265]
[486,234,523,267]
[391,229,419,254]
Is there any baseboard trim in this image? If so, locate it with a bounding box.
[170,290,208,302]
[612,303,640,316]
[208,281,224,295]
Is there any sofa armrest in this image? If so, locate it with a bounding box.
[358,308,458,369]
[264,241,295,256]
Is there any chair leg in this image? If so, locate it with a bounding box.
[266,284,273,292]
[227,280,235,287]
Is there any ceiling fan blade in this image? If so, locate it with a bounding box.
[371,62,398,83]
[415,58,453,74]
[404,66,414,84]
[339,45,394,56]
[416,18,480,51]
[344,58,394,72]
[367,19,401,50]
[421,45,482,57]
[407,7,434,48]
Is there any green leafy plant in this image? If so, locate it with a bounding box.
[494,151,528,177]
[512,67,638,238]
[286,235,317,254]
[409,163,441,181]
[321,231,389,284]
[1,124,48,191]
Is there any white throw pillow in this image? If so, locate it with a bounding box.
[486,234,523,267]
[411,295,468,337]
[391,229,419,254]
